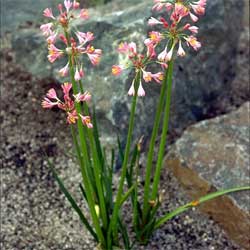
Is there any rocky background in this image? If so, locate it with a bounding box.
[1,0,249,249]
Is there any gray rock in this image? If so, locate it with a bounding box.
[165,102,250,249]
[1,0,62,34]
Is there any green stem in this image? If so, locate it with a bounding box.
[142,62,172,220]
[151,60,174,200]
[69,61,106,246]
[77,80,108,230]
[65,29,105,246]
[108,73,140,247]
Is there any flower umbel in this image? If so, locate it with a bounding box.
[42,82,92,127]
[112,42,163,96]
[40,1,101,78]
[145,0,206,62]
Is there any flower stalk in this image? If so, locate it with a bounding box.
[142,60,174,221]
[108,72,140,248]
[68,54,106,247]
[151,59,174,200]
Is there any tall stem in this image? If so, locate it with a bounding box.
[64,30,105,246]
[108,73,140,247]
[69,60,106,246]
[151,60,174,200]
[78,81,108,230]
[142,63,171,220]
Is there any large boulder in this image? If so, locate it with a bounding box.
[165,102,250,249]
[5,0,249,146]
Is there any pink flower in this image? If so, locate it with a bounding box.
[40,23,53,37]
[185,36,201,51]
[138,81,145,97]
[42,83,91,125]
[166,46,174,61]
[43,8,55,19]
[152,1,173,12]
[64,0,72,12]
[159,62,168,69]
[74,66,84,81]
[188,26,199,34]
[148,17,163,26]
[190,3,205,16]
[73,0,80,9]
[42,97,59,108]
[59,34,68,45]
[159,17,169,28]
[46,88,58,99]
[58,3,63,14]
[74,91,91,103]
[128,42,137,54]
[152,1,164,12]
[158,45,174,62]
[128,80,135,96]
[87,47,102,65]
[128,80,145,97]
[172,3,189,22]
[177,41,186,57]
[59,63,69,77]
[158,47,168,62]
[145,42,157,58]
[152,72,164,83]
[76,31,94,45]
[148,31,163,44]
[62,82,72,98]
[80,115,93,128]
[67,110,78,124]
[47,32,57,44]
[142,70,153,82]
[144,32,162,58]
[190,12,199,22]
[80,9,89,20]
[112,65,124,76]
[117,42,129,53]
[197,0,207,8]
[47,44,64,63]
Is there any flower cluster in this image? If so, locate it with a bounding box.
[146,0,206,62]
[112,42,164,97]
[42,82,93,127]
[112,0,206,97]
[40,0,102,81]
[41,1,96,127]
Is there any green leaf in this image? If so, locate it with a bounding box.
[47,159,98,241]
[120,185,135,206]
[92,107,104,168]
[79,183,88,202]
[126,145,139,188]
[110,148,115,172]
[154,186,250,229]
[117,135,124,161]
[118,216,131,250]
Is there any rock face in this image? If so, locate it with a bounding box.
[5,0,248,147]
[165,102,250,249]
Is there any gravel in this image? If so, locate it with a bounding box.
[0,49,242,250]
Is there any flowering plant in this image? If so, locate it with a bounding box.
[40,1,250,249]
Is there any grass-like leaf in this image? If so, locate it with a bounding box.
[47,158,98,241]
[118,216,131,250]
[120,185,135,206]
[154,186,250,229]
